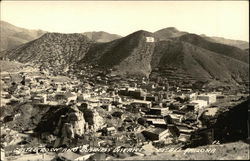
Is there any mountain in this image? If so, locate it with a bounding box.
[81,30,156,77]
[154,27,187,40]
[201,35,249,50]
[81,30,249,84]
[1,28,249,85]
[0,33,93,73]
[150,40,249,84]
[82,31,122,42]
[155,28,249,50]
[174,34,249,63]
[0,21,46,51]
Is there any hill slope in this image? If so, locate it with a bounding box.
[81,30,156,77]
[82,31,122,42]
[0,33,93,73]
[150,40,249,84]
[0,21,46,51]
[201,35,249,50]
[174,34,249,63]
[81,30,249,84]
[154,27,187,40]
[1,28,249,85]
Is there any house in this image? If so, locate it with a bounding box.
[18,86,31,97]
[178,133,191,142]
[190,100,208,109]
[86,98,100,107]
[168,113,184,123]
[112,95,122,103]
[131,100,152,109]
[146,119,167,128]
[147,107,169,116]
[1,81,8,90]
[1,90,10,99]
[1,76,11,83]
[203,108,219,117]
[196,93,217,104]
[55,92,77,104]
[32,94,47,104]
[99,97,113,104]
[187,92,197,100]
[21,76,33,85]
[103,127,116,136]
[118,88,146,100]
[77,93,91,102]
[186,103,199,111]
[1,148,5,161]
[146,94,158,102]
[142,127,170,141]
[101,104,112,112]
[175,123,194,134]
[181,88,192,93]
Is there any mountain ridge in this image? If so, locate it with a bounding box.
[0,21,47,51]
[1,27,248,86]
[82,31,122,42]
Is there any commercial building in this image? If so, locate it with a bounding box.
[142,127,170,141]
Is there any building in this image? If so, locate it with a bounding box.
[1,148,5,161]
[118,88,146,100]
[168,113,184,123]
[32,94,47,104]
[55,92,77,104]
[196,93,217,104]
[187,92,197,100]
[142,127,170,141]
[77,93,91,102]
[1,76,11,83]
[147,107,169,116]
[99,97,113,104]
[146,119,167,128]
[178,133,191,142]
[146,94,158,102]
[175,123,194,134]
[190,100,208,109]
[101,104,112,112]
[131,100,152,109]
[112,95,122,103]
[186,103,199,111]
[102,127,116,136]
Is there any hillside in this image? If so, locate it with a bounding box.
[80,30,249,84]
[202,35,249,50]
[0,60,25,72]
[0,33,93,73]
[81,30,156,77]
[82,31,122,42]
[1,28,249,85]
[154,27,187,40]
[150,40,249,85]
[0,21,46,51]
[174,34,249,63]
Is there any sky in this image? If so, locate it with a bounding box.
[1,1,249,41]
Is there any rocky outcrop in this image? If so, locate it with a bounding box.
[92,109,105,131]
[54,105,86,138]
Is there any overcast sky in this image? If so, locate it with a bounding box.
[1,1,249,41]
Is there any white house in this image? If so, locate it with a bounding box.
[197,93,217,104]
[190,100,208,109]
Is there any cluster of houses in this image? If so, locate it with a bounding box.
[1,68,222,153]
